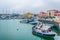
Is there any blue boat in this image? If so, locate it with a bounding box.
[32,23,56,37]
[28,18,38,25]
[28,18,37,22]
[29,21,38,25]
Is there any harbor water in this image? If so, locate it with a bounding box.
[0,19,60,40]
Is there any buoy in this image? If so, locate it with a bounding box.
[17,28,19,31]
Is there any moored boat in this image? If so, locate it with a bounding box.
[20,19,29,23]
[32,23,56,37]
[29,21,38,25]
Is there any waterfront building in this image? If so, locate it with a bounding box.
[38,12,48,18]
[47,10,60,17]
[47,10,56,17]
[24,12,34,18]
[54,13,60,16]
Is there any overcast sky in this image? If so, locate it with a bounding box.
[0,0,60,14]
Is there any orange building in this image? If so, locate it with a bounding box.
[38,10,60,18]
[38,12,48,17]
[47,10,60,17]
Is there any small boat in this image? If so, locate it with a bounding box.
[29,21,38,25]
[20,19,29,23]
[28,18,36,22]
[32,23,56,37]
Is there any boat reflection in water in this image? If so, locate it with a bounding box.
[32,33,55,40]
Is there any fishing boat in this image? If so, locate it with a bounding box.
[32,23,56,37]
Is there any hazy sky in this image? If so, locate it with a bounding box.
[0,0,60,14]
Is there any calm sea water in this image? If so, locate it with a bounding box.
[0,19,60,40]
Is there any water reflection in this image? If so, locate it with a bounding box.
[52,28,60,36]
[32,34,55,40]
[57,33,60,36]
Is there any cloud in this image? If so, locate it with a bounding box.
[0,0,60,14]
[10,0,45,10]
[46,0,60,3]
[31,0,45,8]
[52,0,60,3]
